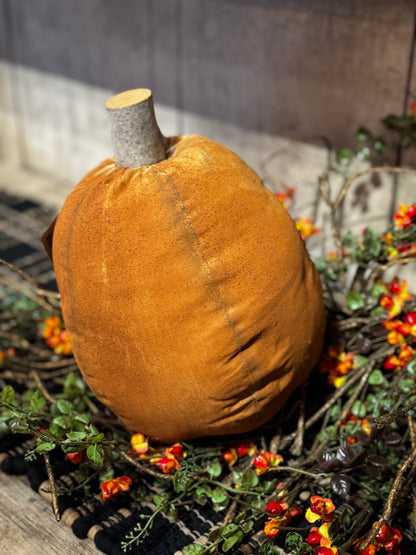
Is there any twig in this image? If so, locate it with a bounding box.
[43,452,61,521]
[82,394,100,415]
[366,255,416,291]
[222,498,238,526]
[0,309,36,320]
[118,450,173,480]
[302,364,368,432]
[336,362,376,425]
[8,357,76,370]
[359,447,416,551]
[290,386,306,456]
[0,264,60,312]
[0,330,51,357]
[319,174,346,287]
[371,400,416,430]
[333,166,416,213]
[409,414,416,450]
[270,466,321,480]
[30,370,57,404]
[404,415,416,535]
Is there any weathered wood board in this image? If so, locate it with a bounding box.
[0,470,98,554]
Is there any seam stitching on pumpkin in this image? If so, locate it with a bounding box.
[154,167,261,418]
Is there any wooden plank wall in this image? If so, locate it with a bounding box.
[0,0,415,184]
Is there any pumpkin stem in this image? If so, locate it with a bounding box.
[105,88,167,168]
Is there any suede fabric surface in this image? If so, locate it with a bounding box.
[50,135,326,442]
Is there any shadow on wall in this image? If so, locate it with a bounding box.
[1,0,415,146]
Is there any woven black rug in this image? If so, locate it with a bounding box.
[0,190,263,555]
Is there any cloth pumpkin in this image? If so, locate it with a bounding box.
[43,89,326,443]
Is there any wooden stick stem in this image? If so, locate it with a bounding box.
[105,88,167,168]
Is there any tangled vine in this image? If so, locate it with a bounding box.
[2,110,416,555]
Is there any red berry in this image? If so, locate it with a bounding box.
[390,282,400,295]
[406,312,416,325]
[317,547,334,555]
[306,530,321,547]
[266,501,284,515]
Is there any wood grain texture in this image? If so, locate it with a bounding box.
[180,0,415,146]
[402,18,416,168]
[0,471,99,554]
[0,0,415,149]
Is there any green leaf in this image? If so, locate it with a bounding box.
[64,372,85,396]
[330,405,341,421]
[211,489,228,504]
[66,431,88,441]
[73,398,86,412]
[52,415,72,429]
[346,291,365,311]
[406,359,416,377]
[221,523,239,536]
[74,414,90,424]
[405,395,416,411]
[87,433,105,443]
[166,505,178,520]
[222,530,244,552]
[1,385,16,405]
[173,470,193,493]
[0,420,11,440]
[9,422,30,434]
[285,532,303,550]
[354,355,368,368]
[249,496,263,509]
[368,369,387,386]
[61,443,84,454]
[86,444,104,465]
[48,422,65,438]
[242,468,259,488]
[234,511,248,524]
[259,539,281,554]
[182,544,206,555]
[50,403,61,417]
[153,493,169,508]
[356,146,371,161]
[57,399,75,414]
[35,442,56,452]
[356,127,372,142]
[242,520,254,533]
[343,231,359,249]
[383,114,402,129]
[314,258,327,272]
[398,379,415,395]
[370,306,387,317]
[370,282,387,299]
[361,227,382,260]
[30,391,46,411]
[232,470,244,487]
[100,468,114,482]
[351,400,367,418]
[193,486,211,505]
[373,138,387,153]
[324,426,339,441]
[261,479,279,494]
[336,148,353,165]
[206,459,222,479]
[208,527,223,541]
[325,267,338,282]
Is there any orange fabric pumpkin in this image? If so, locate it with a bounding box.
[45,92,326,443]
